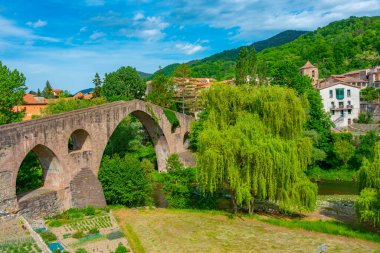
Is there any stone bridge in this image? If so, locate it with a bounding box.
[0,100,193,219]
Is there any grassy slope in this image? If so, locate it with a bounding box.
[113,208,380,253]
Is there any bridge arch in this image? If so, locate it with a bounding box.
[15,144,65,219]
[68,129,92,152]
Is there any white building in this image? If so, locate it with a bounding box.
[318,83,361,128]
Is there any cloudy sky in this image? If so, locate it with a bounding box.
[0,0,379,92]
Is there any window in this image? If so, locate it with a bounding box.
[331,102,335,109]
[312,70,315,78]
[331,110,335,115]
[336,88,344,99]
[347,89,351,97]
[348,109,352,114]
[329,90,333,98]
[339,102,344,108]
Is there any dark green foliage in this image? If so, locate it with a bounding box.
[156,167,197,208]
[92,73,102,98]
[39,231,57,243]
[165,153,184,171]
[235,47,249,85]
[361,86,380,101]
[358,112,372,124]
[103,116,156,163]
[115,243,129,253]
[42,97,106,115]
[163,109,180,132]
[0,61,26,125]
[98,155,153,206]
[259,16,380,78]
[42,80,54,98]
[88,227,99,234]
[151,30,306,80]
[102,66,145,101]
[16,152,43,195]
[147,69,175,108]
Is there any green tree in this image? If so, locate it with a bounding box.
[42,97,106,115]
[37,88,41,96]
[196,84,317,213]
[147,68,174,108]
[58,90,71,98]
[334,140,355,166]
[235,47,248,85]
[247,48,257,85]
[0,61,26,125]
[356,142,380,227]
[102,66,145,101]
[360,86,379,102]
[98,154,153,206]
[42,80,54,98]
[16,152,43,194]
[92,72,102,98]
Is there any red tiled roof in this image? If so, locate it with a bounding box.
[316,81,361,90]
[22,94,47,105]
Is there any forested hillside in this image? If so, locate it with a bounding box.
[152,30,308,80]
[155,16,380,80]
[259,16,380,78]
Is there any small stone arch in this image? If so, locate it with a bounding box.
[15,144,64,219]
[68,129,92,152]
[183,131,190,149]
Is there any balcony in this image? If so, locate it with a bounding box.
[346,105,354,109]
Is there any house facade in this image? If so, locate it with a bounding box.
[318,83,361,128]
[13,94,47,120]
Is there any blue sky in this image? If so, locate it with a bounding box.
[0,0,379,93]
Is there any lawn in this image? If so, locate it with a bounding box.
[112,208,380,253]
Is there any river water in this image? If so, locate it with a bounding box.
[316,180,358,195]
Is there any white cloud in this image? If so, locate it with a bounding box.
[26,19,47,28]
[89,31,106,40]
[118,15,169,42]
[0,16,57,42]
[167,0,380,39]
[79,26,87,33]
[85,0,105,6]
[175,42,206,55]
[133,12,145,21]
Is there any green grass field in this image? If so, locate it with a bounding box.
[113,208,380,253]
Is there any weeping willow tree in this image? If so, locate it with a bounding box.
[196,84,317,213]
[356,142,380,227]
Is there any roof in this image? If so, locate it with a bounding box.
[330,75,368,84]
[22,94,47,105]
[77,88,94,94]
[316,81,361,90]
[300,60,316,69]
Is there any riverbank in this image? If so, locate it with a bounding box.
[307,167,357,182]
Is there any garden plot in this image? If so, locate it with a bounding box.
[46,208,131,253]
[0,218,42,253]
[63,215,112,232]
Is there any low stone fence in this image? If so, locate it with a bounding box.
[350,123,380,133]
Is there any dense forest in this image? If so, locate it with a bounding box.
[154,16,380,80]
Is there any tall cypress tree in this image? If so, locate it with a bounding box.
[92,73,102,98]
[42,80,53,98]
[235,47,248,85]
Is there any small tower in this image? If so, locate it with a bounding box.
[300,60,318,85]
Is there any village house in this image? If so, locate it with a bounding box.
[300,61,361,128]
[13,94,48,120]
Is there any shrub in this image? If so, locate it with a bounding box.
[115,242,130,253]
[40,231,57,243]
[48,220,63,227]
[75,249,87,253]
[88,227,99,234]
[72,231,85,239]
[163,108,180,132]
[98,154,153,206]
